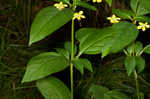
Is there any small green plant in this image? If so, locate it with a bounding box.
[124,41,150,99]
[22,0,150,99]
[88,84,130,99]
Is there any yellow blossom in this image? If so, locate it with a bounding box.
[73,11,86,21]
[93,0,102,3]
[54,2,68,11]
[137,22,150,31]
[107,14,121,24]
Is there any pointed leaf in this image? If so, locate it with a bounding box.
[105,90,130,99]
[72,58,93,74]
[126,41,143,55]
[130,0,137,13]
[125,56,136,76]
[72,59,84,74]
[37,76,70,99]
[101,40,111,58]
[137,3,150,15]
[112,9,134,19]
[127,43,134,55]
[76,21,138,56]
[135,56,145,73]
[76,27,115,55]
[106,0,112,7]
[134,16,150,23]
[139,0,150,12]
[135,41,143,55]
[143,44,150,54]
[88,84,109,99]
[22,52,69,83]
[29,6,73,45]
[81,58,93,72]
[74,1,97,11]
[110,21,139,53]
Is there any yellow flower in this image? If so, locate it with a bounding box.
[54,2,68,11]
[93,0,102,3]
[137,22,150,31]
[107,14,121,24]
[73,11,86,21]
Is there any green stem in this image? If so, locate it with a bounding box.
[134,70,140,99]
[135,0,139,15]
[70,19,74,99]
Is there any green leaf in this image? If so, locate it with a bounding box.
[76,21,138,57]
[88,84,109,99]
[135,41,143,55]
[126,41,143,55]
[139,0,150,12]
[72,59,84,74]
[55,48,69,59]
[102,22,138,56]
[143,44,150,54]
[134,16,150,23]
[137,3,150,15]
[29,6,73,45]
[79,58,93,72]
[125,56,136,76]
[52,0,70,4]
[127,43,134,55]
[74,1,97,11]
[135,56,145,73]
[88,85,130,99]
[76,27,114,55]
[64,41,77,55]
[130,0,137,13]
[110,22,139,53]
[101,42,111,58]
[106,0,112,7]
[112,9,134,19]
[22,52,69,83]
[72,58,93,74]
[36,76,70,99]
[105,91,130,99]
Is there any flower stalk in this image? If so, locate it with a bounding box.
[70,18,75,99]
[134,70,140,99]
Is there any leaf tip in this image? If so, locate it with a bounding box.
[21,78,26,83]
[29,40,33,46]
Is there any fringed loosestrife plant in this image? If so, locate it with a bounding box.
[22,0,150,99]
[107,14,121,24]
[137,22,150,31]
[54,2,68,11]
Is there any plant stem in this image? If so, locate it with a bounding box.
[135,0,139,15]
[134,70,140,99]
[70,19,74,99]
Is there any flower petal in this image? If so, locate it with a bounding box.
[93,0,97,2]
[137,26,142,29]
[97,0,102,3]
[142,27,146,31]
[79,11,83,15]
[146,25,150,28]
[139,22,144,25]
